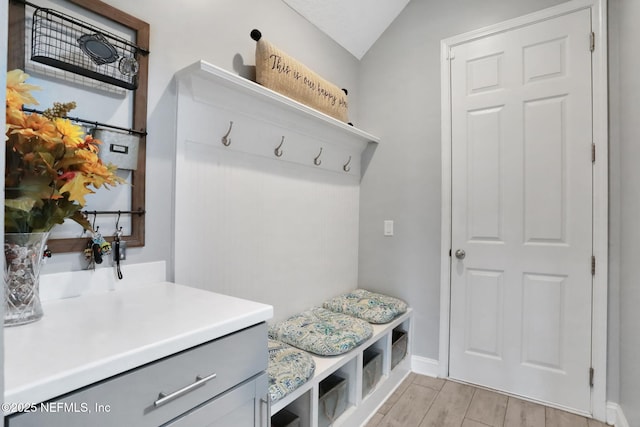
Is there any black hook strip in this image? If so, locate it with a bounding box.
[22,108,147,136]
[82,209,146,216]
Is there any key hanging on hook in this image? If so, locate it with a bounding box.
[113,213,124,280]
[84,220,111,269]
[83,215,99,269]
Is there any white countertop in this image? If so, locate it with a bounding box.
[3,282,273,415]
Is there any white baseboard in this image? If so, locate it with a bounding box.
[411,355,440,378]
[607,402,629,427]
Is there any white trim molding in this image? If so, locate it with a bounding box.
[439,0,608,421]
[412,356,440,378]
[607,402,630,427]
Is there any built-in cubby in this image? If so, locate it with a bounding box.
[270,309,412,427]
[362,346,383,398]
[173,60,404,426]
[318,373,349,427]
[392,324,410,370]
[271,407,301,427]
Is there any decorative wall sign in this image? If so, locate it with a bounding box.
[251,29,349,123]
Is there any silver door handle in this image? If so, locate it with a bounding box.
[154,372,217,407]
[455,249,466,259]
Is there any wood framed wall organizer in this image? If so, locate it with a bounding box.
[7,0,149,253]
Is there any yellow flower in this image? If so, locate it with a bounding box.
[55,118,84,147]
[6,69,39,109]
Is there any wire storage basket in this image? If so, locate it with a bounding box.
[30,7,147,90]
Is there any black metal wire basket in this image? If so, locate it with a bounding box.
[30,7,146,90]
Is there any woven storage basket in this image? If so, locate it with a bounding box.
[252,29,349,123]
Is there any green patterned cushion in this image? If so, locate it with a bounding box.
[269,307,373,356]
[323,289,408,324]
[268,339,316,403]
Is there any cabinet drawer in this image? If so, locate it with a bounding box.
[164,372,268,427]
[7,323,267,427]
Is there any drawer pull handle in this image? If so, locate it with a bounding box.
[260,394,271,426]
[154,372,217,407]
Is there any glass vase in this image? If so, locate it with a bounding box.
[4,232,50,326]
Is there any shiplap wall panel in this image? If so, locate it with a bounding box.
[174,62,377,322]
[179,144,359,322]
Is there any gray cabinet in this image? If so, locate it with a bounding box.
[164,373,268,427]
[6,323,268,427]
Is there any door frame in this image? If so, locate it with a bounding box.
[438,0,608,420]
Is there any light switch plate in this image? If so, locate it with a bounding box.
[384,220,394,236]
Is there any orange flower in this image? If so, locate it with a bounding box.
[6,69,39,109]
[74,148,100,166]
[6,92,28,126]
[11,113,61,144]
[80,134,101,152]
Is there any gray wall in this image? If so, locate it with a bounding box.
[615,0,640,422]
[356,0,568,365]
[608,0,622,410]
[358,0,639,423]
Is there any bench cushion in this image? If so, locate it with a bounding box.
[268,339,316,403]
[323,289,408,324]
[269,307,373,356]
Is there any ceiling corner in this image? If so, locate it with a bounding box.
[282,0,411,60]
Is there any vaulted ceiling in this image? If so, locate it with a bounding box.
[281,0,411,60]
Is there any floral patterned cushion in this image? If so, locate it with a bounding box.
[322,289,408,324]
[268,339,316,403]
[268,307,373,356]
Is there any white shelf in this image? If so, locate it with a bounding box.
[271,309,413,427]
[175,60,380,146]
[174,61,379,180]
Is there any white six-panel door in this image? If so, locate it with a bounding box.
[448,8,593,412]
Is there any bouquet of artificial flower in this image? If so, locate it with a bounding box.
[5,69,125,233]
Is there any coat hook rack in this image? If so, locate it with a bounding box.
[221,121,233,146]
[314,147,323,166]
[343,155,352,172]
[274,136,285,157]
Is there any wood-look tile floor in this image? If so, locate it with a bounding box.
[364,373,609,427]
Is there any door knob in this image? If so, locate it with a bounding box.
[455,249,466,259]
